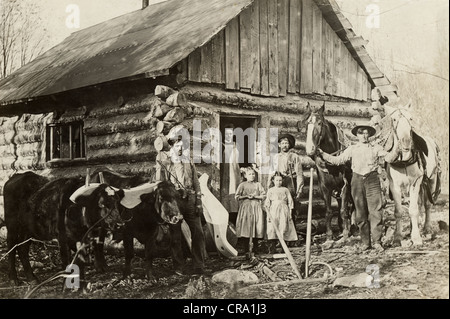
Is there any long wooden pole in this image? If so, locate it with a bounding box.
[305,168,314,277]
[266,209,302,279]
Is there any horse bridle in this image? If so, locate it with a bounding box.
[307,113,324,156]
[308,113,341,157]
[387,108,413,153]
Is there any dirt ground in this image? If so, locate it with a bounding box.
[0,194,448,300]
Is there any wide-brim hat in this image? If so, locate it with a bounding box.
[278,133,295,149]
[351,125,376,137]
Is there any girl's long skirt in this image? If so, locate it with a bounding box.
[236,199,265,239]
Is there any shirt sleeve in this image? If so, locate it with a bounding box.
[322,146,353,166]
[374,143,400,163]
[286,188,294,210]
[294,154,304,191]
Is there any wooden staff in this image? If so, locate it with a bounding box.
[266,209,302,279]
[248,213,254,259]
[305,168,314,278]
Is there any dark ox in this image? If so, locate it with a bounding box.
[3,171,124,286]
[89,169,183,281]
[121,181,183,281]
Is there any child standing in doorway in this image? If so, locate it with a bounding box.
[265,172,298,253]
[235,166,266,256]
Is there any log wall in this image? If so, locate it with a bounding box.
[0,81,376,235]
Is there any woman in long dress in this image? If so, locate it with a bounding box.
[235,167,266,255]
[221,124,241,218]
[265,172,298,253]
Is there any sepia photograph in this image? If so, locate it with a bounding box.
[0,0,448,305]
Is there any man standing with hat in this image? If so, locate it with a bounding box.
[270,133,304,224]
[318,124,400,252]
[164,128,207,276]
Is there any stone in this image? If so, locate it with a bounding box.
[212,269,259,285]
[333,273,373,288]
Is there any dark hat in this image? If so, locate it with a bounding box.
[351,125,377,137]
[278,133,295,149]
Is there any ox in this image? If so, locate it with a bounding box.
[89,169,183,281]
[3,171,124,286]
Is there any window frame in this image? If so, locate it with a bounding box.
[46,121,86,161]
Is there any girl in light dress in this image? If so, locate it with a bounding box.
[264,172,298,253]
[235,166,266,255]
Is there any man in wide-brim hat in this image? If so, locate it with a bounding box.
[351,125,377,138]
[162,125,207,276]
[317,123,400,253]
[277,133,296,150]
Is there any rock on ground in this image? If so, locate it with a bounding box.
[212,269,259,285]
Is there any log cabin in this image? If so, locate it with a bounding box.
[0,0,398,227]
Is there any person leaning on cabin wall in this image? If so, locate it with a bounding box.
[318,124,400,253]
[164,133,207,276]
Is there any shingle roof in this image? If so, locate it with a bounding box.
[0,0,396,105]
[0,0,253,104]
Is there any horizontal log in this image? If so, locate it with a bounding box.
[85,118,157,136]
[160,103,172,117]
[155,85,177,99]
[156,120,176,135]
[180,84,375,118]
[154,135,170,151]
[163,107,186,123]
[166,92,188,107]
[88,94,160,119]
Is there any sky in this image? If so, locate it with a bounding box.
[335,0,449,80]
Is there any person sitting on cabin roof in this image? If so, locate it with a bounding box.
[166,130,207,276]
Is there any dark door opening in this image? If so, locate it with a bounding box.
[219,116,258,225]
[220,116,258,169]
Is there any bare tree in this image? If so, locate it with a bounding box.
[0,0,49,79]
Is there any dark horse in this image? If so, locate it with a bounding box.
[302,102,353,242]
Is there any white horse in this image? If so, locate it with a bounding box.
[385,103,441,246]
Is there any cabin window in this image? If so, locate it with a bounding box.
[45,122,86,160]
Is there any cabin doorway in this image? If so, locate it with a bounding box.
[219,115,258,225]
